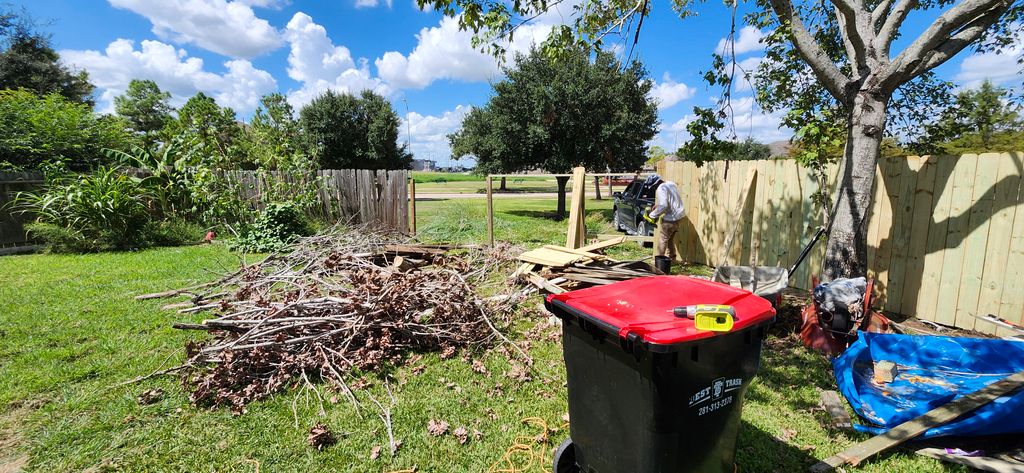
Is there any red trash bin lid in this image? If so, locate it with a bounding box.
[546,276,775,345]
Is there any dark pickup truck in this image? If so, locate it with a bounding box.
[612,178,658,237]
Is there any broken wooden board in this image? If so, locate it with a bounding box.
[820,390,852,430]
[524,272,567,294]
[594,233,654,243]
[565,166,587,249]
[914,447,1024,472]
[518,247,584,267]
[810,370,1024,472]
[578,235,627,253]
[383,244,448,256]
[541,245,617,262]
[973,313,1024,335]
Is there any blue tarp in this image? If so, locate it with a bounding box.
[833,332,1024,438]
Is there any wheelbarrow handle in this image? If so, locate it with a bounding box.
[787,226,828,280]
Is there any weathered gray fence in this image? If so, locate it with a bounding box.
[219,169,410,232]
[0,171,44,248]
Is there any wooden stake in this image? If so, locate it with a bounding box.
[486,175,494,246]
[810,370,1024,472]
[565,167,587,249]
[408,178,417,234]
[717,167,757,265]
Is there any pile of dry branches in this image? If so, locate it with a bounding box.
[144,225,525,413]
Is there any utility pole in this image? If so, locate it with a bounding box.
[402,95,413,156]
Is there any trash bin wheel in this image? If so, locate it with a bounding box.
[553,438,579,473]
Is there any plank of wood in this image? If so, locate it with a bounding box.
[542,245,617,262]
[524,272,567,294]
[578,236,626,252]
[900,155,939,320]
[565,166,587,249]
[594,234,655,243]
[976,153,1022,334]
[559,273,621,285]
[820,390,852,430]
[383,244,448,255]
[913,448,1024,473]
[955,152,1001,330]
[718,167,758,265]
[934,155,979,327]
[885,156,922,314]
[972,313,1024,335]
[518,248,584,267]
[917,155,957,323]
[810,370,1024,472]
[999,153,1024,330]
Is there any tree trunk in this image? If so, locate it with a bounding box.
[556,176,570,219]
[823,90,888,281]
[500,176,507,190]
[593,176,602,200]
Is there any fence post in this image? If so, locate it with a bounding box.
[486,175,494,246]
[409,177,417,235]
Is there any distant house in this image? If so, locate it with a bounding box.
[411,159,437,171]
[767,140,793,158]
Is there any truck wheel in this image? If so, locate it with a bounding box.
[613,209,624,231]
[553,438,579,473]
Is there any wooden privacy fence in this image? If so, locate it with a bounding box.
[0,171,44,248]
[659,153,1024,334]
[219,169,410,232]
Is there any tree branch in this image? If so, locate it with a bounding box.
[871,0,895,28]
[904,4,1011,80]
[883,0,1010,86]
[834,5,864,70]
[876,0,917,54]
[770,0,852,103]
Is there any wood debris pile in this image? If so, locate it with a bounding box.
[140,226,524,413]
[512,236,660,294]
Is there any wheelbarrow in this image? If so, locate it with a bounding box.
[710,226,827,306]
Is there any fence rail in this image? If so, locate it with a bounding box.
[659,153,1024,334]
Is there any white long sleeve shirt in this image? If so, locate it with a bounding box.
[649,181,685,222]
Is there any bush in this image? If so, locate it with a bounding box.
[145,218,204,247]
[14,167,152,252]
[231,202,311,253]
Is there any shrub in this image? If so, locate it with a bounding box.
[14,167,152,251]
[231,202,311,253]
[144,218,204,247]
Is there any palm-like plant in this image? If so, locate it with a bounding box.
[104,139,197,218]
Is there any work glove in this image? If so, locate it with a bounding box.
[642,212,656,224]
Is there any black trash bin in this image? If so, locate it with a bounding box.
[545,276,776,473]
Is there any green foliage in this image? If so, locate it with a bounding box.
[114,79,174,141]
[244,93,311,170]
[298,90,412,170]
[104,140,199,219]
[14,167,152,251]
[645,145,668,165]
[917,80,1022,153]
[448,47,658,175]
[0,6,95,104]
[231,202,311,253]
[0,89,134,170]
[162,92,244,168]
[144,218,204,247]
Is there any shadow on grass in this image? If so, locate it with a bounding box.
[505,210,567,221]
[736,420,820,471]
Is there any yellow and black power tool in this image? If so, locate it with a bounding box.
[673,305,736,332]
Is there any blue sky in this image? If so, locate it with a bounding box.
[20,0,1022,165]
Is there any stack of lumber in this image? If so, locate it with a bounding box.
[513,235,659,293]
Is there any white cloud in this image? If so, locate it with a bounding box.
[235,0,289,7]
[651,96,791,150]
[108,0,283,58]
[60,39,276,114]
[955,44,1023,88]
[649,73,695,110]
[399,105,473,160]
[375,14,556,90]
[356,0,393,8]
[282,13,390,107]
[715,26,766,56]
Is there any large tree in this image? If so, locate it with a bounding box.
[243,93,308,170]
[448,47,658,218]
[422,0,1022,280]
[114,79,174,140]
[923,80,1021,150]
[0,89,132,170]
[298,90,412,170]
[0,6,94,104]
[162,92,243,167]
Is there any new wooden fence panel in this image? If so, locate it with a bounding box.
[663,153,1024,330]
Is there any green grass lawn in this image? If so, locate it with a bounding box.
[0,198,956,472]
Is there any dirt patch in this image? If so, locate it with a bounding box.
[0,408,29,473]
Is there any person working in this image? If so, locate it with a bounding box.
[642,174,685,273]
